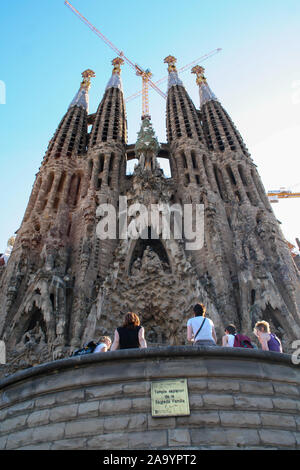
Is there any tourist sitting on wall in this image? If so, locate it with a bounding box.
[222,325,255,349]
[254,320,283,353]
[110,312,147,350]
[187,303,217,347]
[222,324,236,347]
[93,336,112,353]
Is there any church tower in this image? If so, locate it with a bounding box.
[67,58,128,351]
[0,70,96,362]
[86,57,127,279]
[192,65,300,344]
[1,56,300,377]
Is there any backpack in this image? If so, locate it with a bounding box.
[233,334,254,349]
[72,341,98,357]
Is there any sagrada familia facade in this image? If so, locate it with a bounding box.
[1,56,300,374]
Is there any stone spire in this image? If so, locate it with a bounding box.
[105,57,124,92]
[192,66,249,156]
[69,69,96,111]
[164,55,205,145]
[43,69,95,161]
[191,65,218,107]
[164,55,183,90]
[89,57,127,148]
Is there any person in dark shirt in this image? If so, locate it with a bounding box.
[110,312,147,350]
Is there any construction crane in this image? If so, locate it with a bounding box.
[64,1,221,118]
[125,48,222,104]
[64,0,166,118]
[267,188,300,203]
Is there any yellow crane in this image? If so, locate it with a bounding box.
[64,1,221,119]
[267,188,300,203]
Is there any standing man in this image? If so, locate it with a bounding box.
[187,303,217,346]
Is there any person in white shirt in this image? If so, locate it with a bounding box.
[222,324,236,347]
[93,336,112,353]
[187,303,217,346]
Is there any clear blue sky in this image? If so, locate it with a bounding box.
[1,0,300,253]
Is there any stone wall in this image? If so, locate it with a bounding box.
[0,347,299,450]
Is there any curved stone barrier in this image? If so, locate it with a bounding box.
[0,346,299,450]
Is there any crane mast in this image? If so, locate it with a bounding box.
[268,189,300,203]
[64,0,166,119]
[64,1,221,119]
[125,48,222,104]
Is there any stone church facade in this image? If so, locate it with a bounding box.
[1,57,300,375]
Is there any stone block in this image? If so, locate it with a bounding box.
[1,386,32,407]
[18,443,52,450]
[35,394,56,409]
[128,430,167,449]
[205,358,265,380]
[82,362,143,386]
[32,423,65,443]
[148,415,176,429]
[128,414,147,431]
[0,436,7,450]
[99,398,132,415]
[104,415,130,432]
[191,427,260,448]
[78,401,99,418]
[87,432,129,450]
[234,395,273,410]
[188,379,208,392]
[190,428,228,446]
[65,417,104,437]
[123,382,151,396]
[85,383,123,400]
[202,393,234,408]
[168,429,191,447]
[295,415,300,431]
[145,359,207,381]
[49,403,78,423]
[260,413,296,429]
[225,429,260,448]
[0,408,8,421]
[261,363,300,384]
[131,397,151,412]
[188,394,204,409]
[259,430,296,448]
[6,429,34,449]
[220,411,261,427]
[273,383,299,397]
[0,414,28,434]
[27,409,50,427]
[177,411,220,426]
[6,400,34,417]
[207,379,240,393]
[55,389,85,404]
[294,432,300,447]
[51,438,87,450]
[272,398,298,411]
[240,381,274,395]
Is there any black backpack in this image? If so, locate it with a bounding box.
[72,341,98,357]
